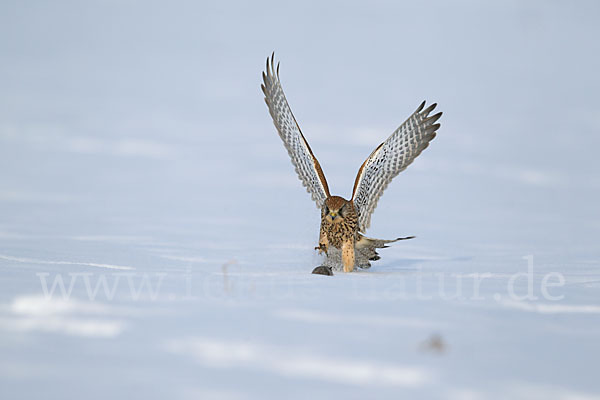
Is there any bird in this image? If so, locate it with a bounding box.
[261,53,442,273]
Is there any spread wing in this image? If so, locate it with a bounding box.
[351,101,442,232]
[261,53,330,208]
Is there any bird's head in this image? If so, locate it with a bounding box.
[322,196,349,223]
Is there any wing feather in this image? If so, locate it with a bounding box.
[351,101,442,232]
[261,53,330,208]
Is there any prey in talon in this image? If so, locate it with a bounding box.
[261,53,441,272]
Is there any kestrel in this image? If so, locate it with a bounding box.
[261,54,442,273]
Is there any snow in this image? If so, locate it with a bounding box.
[1,1,600,399]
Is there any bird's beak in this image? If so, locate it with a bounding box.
[329,212,337,220]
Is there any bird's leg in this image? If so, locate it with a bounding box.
[315,224,329,254]
[315,243,328,254]
[342,239,355,272]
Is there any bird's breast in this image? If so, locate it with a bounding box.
[322,218,357,249]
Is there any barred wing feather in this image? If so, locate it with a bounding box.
[261,54,330,208]
[351,102,442,232]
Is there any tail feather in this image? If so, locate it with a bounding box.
[354,234,415,269]
[356,235,415,249]
[321,234,414,271]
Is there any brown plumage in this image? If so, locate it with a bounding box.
[318,196,358,272]
[316,196,415,272]
[262,53,440,272]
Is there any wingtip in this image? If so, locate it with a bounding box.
[423,102,437,115]
[265,52,276,76]
[270,52,275,74]
[425,111,443,125]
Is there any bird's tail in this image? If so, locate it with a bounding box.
[354,234,415,268]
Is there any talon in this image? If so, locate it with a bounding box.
[315,243,328,255]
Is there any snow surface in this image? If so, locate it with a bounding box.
[1,1,599,399]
